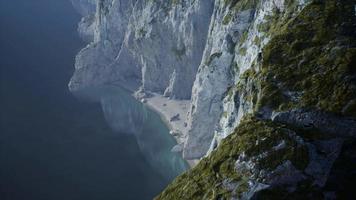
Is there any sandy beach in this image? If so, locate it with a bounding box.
[144,94,190,144]
[134,92,198,167]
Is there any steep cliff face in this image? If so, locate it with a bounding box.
[69,0,214,98]
[70,0,356,199]
[157,0,356,198]
[184,0,304,159]
[126,0,214,99]
[71,0,96,41]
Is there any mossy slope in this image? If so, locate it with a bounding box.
[155,117,309,200]
[252,0,356,116]
[157,0,356,199]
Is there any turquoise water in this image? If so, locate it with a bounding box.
[0,0,186,199]
[74,86,188,181]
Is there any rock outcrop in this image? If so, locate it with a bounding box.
[70,0,356,199]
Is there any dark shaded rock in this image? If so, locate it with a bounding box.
[272,109,356,138]
[170,114,180,122]
[323,140,356,199]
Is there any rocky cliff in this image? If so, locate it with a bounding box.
[70,0,356,199]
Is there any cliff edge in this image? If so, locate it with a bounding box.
[70,0,356,199]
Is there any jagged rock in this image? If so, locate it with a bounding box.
[305,139,344,187]
[69,0,141,92]
[69,0,356,199]
[266,161,306,187]
[271,109,356,138]
[77,14,95,42]
[184,2,256,159]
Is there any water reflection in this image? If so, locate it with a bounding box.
[73,86,188,181]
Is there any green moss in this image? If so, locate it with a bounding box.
[223,0,258,25]
[171,0,180,5]
[222,111,228,118]
[239,30,249,44]
[254,36,261,46]
[156,1,355,199]
[155,118,309,199]
[240,68,257,80]
[238,47,247,56]
[252,0,356,116]
[225,86,235,101]
[223,12,233,25]
[224,0,258,11]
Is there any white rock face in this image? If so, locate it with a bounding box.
[70,0,310,160]
[184,2,256,159]
[70,0,214,98]
[184,0,310,159]
[71,0,96,41]
[71,0,96,16]
[69,0,141,92]
[206,0,290,156]
[125,0,214,99]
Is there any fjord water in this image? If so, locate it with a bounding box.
[74,86,188,181]
[0,0,186,199]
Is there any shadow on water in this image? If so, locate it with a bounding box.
[73,86,189,181]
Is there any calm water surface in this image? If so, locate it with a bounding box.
[0,0,186,199]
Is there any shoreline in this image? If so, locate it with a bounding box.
[135,92,199,167]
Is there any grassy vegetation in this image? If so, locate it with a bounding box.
[240,0,356,116]
[222,0,258,25]
[155,117,309,200]
[156,0,355,199]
